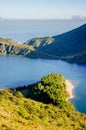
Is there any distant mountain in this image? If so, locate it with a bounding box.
[0,24,86,64]
[25,24,86,64]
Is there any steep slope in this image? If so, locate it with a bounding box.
[0,73,86,130]
[0,24,86,64]
[25,24,86,64]
[0,38,34,56]
[25,36,54,48]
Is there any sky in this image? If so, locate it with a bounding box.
[0,0,86,19]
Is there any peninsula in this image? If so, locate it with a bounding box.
[0,24,86,64]
[0,73,86,130]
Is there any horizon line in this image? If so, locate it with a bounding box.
[0,16,86,21]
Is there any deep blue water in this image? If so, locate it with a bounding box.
[0,55,86,113]
[0,19,86,42]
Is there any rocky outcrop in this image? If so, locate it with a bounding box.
[0,38,34,56]
[0,24,86,64]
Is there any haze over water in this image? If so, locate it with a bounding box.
[0,19,86,43]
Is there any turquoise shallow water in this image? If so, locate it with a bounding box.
[0,55,86,113]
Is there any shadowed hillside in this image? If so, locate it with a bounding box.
[0,24,86,64]
[25,24,86,64]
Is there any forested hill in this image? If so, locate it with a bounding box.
[0,73,86,130]
[25,24,86,64]
[0,24,86,64]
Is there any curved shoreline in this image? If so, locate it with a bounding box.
[66,80,74,101]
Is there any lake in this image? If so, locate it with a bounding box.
[0,55,86,113]
[0,19,86,113]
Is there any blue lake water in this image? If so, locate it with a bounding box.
[0,55,86,113]
[0,19,86,113]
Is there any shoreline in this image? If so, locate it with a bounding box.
[66,80,74,101]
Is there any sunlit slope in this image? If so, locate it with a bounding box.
[0,38,34,56]
[0,73,86,130]
[0,24,86,64]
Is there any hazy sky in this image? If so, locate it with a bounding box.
[0,0,86,19]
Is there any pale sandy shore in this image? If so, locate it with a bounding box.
[66,80,74,101]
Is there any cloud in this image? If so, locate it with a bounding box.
[72,15,86,20]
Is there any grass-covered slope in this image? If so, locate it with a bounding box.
[0,73,86,130]
[25,36,54,48]
[0,24,86,64]
[25,24,86,64]
[0,38,34,56]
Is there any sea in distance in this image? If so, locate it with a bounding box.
[0,19,86,42]
[0,19,86,113]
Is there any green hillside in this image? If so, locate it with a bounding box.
[0,38,34,56]
[0,73,86,130]
[0,24,86,64]
[25,36,54,48]
[25,24,86,64]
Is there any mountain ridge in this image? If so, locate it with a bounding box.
[0,23,86,64]
[0,38,34,56]
[25,23,86,64]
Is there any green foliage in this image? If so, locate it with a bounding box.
[0,88,86,130]
[25,73,70,109]
[15,91,23,98]
[0,73,86,130]
[0,37,34,56]
[1,24,86,64]
[40,73,67,107]
[25,24,86,64]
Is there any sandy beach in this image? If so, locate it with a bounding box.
[66,80,74,101]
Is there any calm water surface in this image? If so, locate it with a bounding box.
[0,20,86,112]
[0,19,86,42]
[0,55,86,113]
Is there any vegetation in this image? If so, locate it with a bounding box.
[0,37,34,56]
[25,24,86,64]
[24,36,54,48]
[0,24,86,64]
[19,73,73,110]
[0,73,86,130]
